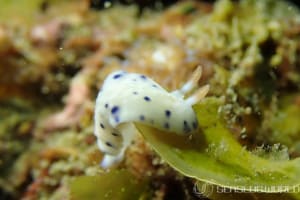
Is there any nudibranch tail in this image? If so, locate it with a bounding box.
[94,66,209,168]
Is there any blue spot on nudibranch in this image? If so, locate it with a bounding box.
[113,74,123,79]
[144,96,151,101]
[139,115,145,121]
[111,106,120,123]
[140,75,147,79]
[114,116,120,123]
[183,120,191,132]
[152,84,157,88]
[105,141,114,147]
[100,123,105,129]
[111,106,119,114]
[105,103,109,108]
[112,132,119,137]
[165,110,171,118]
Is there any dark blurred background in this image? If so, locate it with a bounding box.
[90,0,300,11]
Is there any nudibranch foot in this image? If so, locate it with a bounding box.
[99,123,136,168]
[101,154,124,169]
[94,66,209,168]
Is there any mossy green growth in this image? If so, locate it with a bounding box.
[259,95,300,150]
[0,99,35,176]
[0,0,44,25]
[270,104,300,145]
[136,97,300,192]
[69,170,148,200]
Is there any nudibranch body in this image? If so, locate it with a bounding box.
[94,67,209,168]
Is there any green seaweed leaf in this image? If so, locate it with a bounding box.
[69,170,148,200]
[136,97,300,192]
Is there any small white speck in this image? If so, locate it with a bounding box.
[104,1,112,8]
[245,107,252,114]
[152,50,166,63]
[42,86,49,94]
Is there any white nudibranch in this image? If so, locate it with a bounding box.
[94,67,209,168]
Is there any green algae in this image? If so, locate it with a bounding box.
[69,170,148,200]
[136,97,300,192]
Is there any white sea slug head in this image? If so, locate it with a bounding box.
[94,66,209,168]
